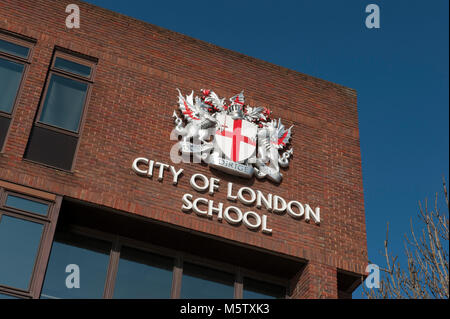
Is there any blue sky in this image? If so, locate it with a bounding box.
[82,0,449,297]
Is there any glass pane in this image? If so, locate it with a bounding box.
[0,293,20,299]
[0,116,10,149]
[113,247,173,299]
[54,57,91,78]
[243,278,285,299]
[41,233,110,299]
[0,58,24,113]
[24,125,78,171]
[0,39,29,59]
[5,195,49,216]
[0,215,43,290]
[181,262,234,299]
[39,74,88,132]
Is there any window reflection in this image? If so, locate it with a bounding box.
[0,58,24,113]
[181,262,234,299]
[39,74,88,132]
[113,247,173,299]
[54,57,91,78]
[0,39,29,59]
[5,195,49,216]
[41,233,110,299]
[243,277,285,299]
[0,215,43,290]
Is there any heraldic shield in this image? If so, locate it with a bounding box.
[172,88,293,183]
[214,113,257,163]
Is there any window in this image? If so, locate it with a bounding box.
[0,59,24,113]
[39,200,290,299]
[39,75,88,132]
[0,38,30,59]
[24,49,97,171]
[243,277,286,299]
[0,31,34,151]
[0,183,61,299]
[180,262,235,299]
[0,216,43,290]
[113,246,173,299]
[41,233,111,299]
[5,194,49,216]
[40,227,286,299]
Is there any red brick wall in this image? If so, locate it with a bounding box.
[290,262,338,299]
[0,0,367,297]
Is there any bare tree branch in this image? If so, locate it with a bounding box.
[363,179,449,299]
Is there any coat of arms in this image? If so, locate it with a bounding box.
[172,89,293,183]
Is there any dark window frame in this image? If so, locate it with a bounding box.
[53,225,289,299]
[34,51,95,136]
[24,49,97,171]
[0,182,61,299]
[0,31,35,153]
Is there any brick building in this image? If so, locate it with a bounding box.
[0,0,367,299]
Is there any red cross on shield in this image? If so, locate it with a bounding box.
[214,113,257,163]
